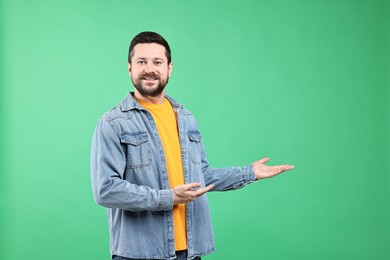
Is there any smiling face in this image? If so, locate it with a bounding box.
[128,43,173,100]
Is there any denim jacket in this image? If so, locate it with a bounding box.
[91,93,256,259]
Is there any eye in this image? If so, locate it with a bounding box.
[137,60,146,64]
[154,60,163,65]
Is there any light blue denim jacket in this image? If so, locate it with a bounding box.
[91,93,256,259]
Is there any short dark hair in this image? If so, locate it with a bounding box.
[128,31,171,64]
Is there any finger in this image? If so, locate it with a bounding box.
[271,165,294,175]
[258,157,269,164]
[180,182,201,191]
[191,184,215,197]
[280,164,295,171]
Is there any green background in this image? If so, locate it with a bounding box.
[1,0,389,259]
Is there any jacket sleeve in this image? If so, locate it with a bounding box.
[90,117,174,211]
[199,139,257,191]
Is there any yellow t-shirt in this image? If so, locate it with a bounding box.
[137,98,187,251]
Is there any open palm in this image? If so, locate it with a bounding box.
[253,157,295,180]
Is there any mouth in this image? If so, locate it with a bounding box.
[141,75,159,81]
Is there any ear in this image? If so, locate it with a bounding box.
[168,62,173,77]
[128,63,132,76]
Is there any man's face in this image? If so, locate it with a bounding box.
[128,43,173,97]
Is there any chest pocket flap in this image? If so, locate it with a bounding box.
[120,132,148,146]
[120,132,151,168]
[187,131,202,164]
[187,131,202,143]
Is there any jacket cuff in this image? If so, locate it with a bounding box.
[157,189,174,210]
[242,164,257,183]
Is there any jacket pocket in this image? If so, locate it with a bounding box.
[187,131,202,164]
[120,132,151,168]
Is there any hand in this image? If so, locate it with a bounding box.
[253,157,295,180]
[173,183,215,205]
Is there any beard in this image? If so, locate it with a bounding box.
[131,72,169,97]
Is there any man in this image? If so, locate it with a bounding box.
[91,31,294,260]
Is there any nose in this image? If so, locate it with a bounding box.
[144,62,155,73]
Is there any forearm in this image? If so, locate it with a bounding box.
[202,164,256,191]
[92,174,173,211]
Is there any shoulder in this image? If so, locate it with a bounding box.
[101,96,131,122]
[180,107,194,117]
[101,106,126,124]
[95,94,136,136]
[165,94,195,117]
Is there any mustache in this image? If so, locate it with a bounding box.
[140,72,160,79]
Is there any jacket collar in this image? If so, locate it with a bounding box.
[120,92,183,112]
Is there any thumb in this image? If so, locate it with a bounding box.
[258,157,270,164]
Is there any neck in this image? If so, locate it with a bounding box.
[134,90,165,104]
